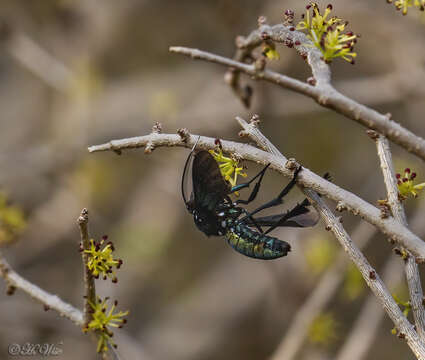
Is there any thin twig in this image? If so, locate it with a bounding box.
[335,255,402,360]
[374,134,408,223]
[78,208,96,327]
[237,117,425,359]
[0,250,83,326]
[373,134,425,339]
[336,201,425,360]
[169,43,425,162]
[306,190,425,359]
[233,115,425,359]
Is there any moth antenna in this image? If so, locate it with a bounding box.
[191,135,201,152]
[182,135,201,205]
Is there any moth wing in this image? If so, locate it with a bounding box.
[192,151,230,209]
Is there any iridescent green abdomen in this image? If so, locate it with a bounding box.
[225,224,291,260]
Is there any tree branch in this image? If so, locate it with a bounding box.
[169,39,425,162]
[306,190,425,359]
[335,253,402,360]
[0,250,83,326]
[335,199,425,360]
[372,133,425,340]
[88,128,425,260]
[232,115,425,359]
[78,208,97,328]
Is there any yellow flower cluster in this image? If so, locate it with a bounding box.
[387,0,425,15]
[262,44,280,60]
[0,192,26,245]
[84,297,129,353]
[209,146,247,189]
[396,168,425,200]
[82,235,123,282]
[296,3,358,64]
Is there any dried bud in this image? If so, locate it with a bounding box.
[177,128,190,143]
[307,77,317,86]
[366,130,379,140]
[285,158,298,170]
[152,122,162,134]
[258,16,268,26]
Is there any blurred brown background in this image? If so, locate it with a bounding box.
[0,0,424,359]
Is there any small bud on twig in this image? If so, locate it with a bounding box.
[307,77,317,86]
[177,128,190,143]
[258,16,268,27]
[285,158,298,171]
[336,201,347,212]
[250,114,261,127]
[366,129,379,140]
[152,122,162,134]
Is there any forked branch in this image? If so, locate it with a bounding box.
[169,24,425,162]
[88,126,425,260]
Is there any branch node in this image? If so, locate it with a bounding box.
[377,199,392,219]
[283,9,295,25]
[78,208,89,225]
[307,77,317,86]
[250,114,261,127]
[392,247,410,261]
[285,158,299,171]
[144,142,155,154]
[317,94,329,105]
[366,129,380,140]
[258,15,268,27]
[260,31,271,40]
[238,130,249,138]
[335,201,347,212]
[109,142,122,155]
[393,247,403,257]
[177,128,190,143]
[152,122,163,134]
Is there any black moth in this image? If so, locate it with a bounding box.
[181,142,319,259]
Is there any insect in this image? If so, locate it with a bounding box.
[181,140,319,260]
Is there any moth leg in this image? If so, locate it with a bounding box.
[221,198,264,234]
[239,166,302,222]
[239,208,264,234]
[230,164,270,205]
[263,199,310,234]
